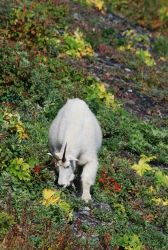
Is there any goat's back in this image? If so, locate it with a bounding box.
[49,98,102,155]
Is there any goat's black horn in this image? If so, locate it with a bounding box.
[62,143,67,162]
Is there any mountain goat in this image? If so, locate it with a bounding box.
[48,98,102,202]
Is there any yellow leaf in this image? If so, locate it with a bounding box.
[58,200,73,222]
[85,47,94,56]
[64,29,94,58]
[159,57,166,61]
[148,186,156,194]
[118,46,126,52]
[86,0,104,11]
[93,0,104,11]
[42,189,60,206]
[131,155,156,176]
[152,198,168,206]
[136,49,156,66]
[67,210,73,222]
[98,83,106,94]
[105,94,115,107]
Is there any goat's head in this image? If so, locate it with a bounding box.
[54,143,77,187]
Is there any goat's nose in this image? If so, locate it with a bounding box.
[58,184,64,187]
[58,180,70,188]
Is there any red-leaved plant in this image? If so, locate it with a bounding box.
[98,169,121,192]
[33,164,41,174]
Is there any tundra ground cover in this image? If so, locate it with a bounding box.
[0,0,168,249]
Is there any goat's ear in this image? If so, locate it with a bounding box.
[69,155,78,161]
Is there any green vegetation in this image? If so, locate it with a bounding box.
[105,0,168,33]
[0,0,168,249]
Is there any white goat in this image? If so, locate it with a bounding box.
[48,98,102,202]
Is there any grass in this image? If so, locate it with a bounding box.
[0,0,168,249]
[104,0,168,34]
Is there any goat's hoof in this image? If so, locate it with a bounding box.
[81,194,92,203]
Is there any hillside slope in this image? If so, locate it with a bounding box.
[0,1,168,249]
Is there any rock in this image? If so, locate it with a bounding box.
[108,13,114,21]
[125,68,131,72]
[83,206,90,211]
[93,202,112,212]
[73,13,81,21]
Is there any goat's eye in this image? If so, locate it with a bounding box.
[56,162,61,167]
[64,165,70,169]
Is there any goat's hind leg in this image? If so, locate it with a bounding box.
[81,159,98,203]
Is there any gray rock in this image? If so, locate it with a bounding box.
[125,68,132,72]
[108,13,114,21]
[73,13,81,21]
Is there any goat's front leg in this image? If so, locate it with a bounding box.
[81,158,98,203]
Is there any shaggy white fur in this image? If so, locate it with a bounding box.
[48,98,102,202]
